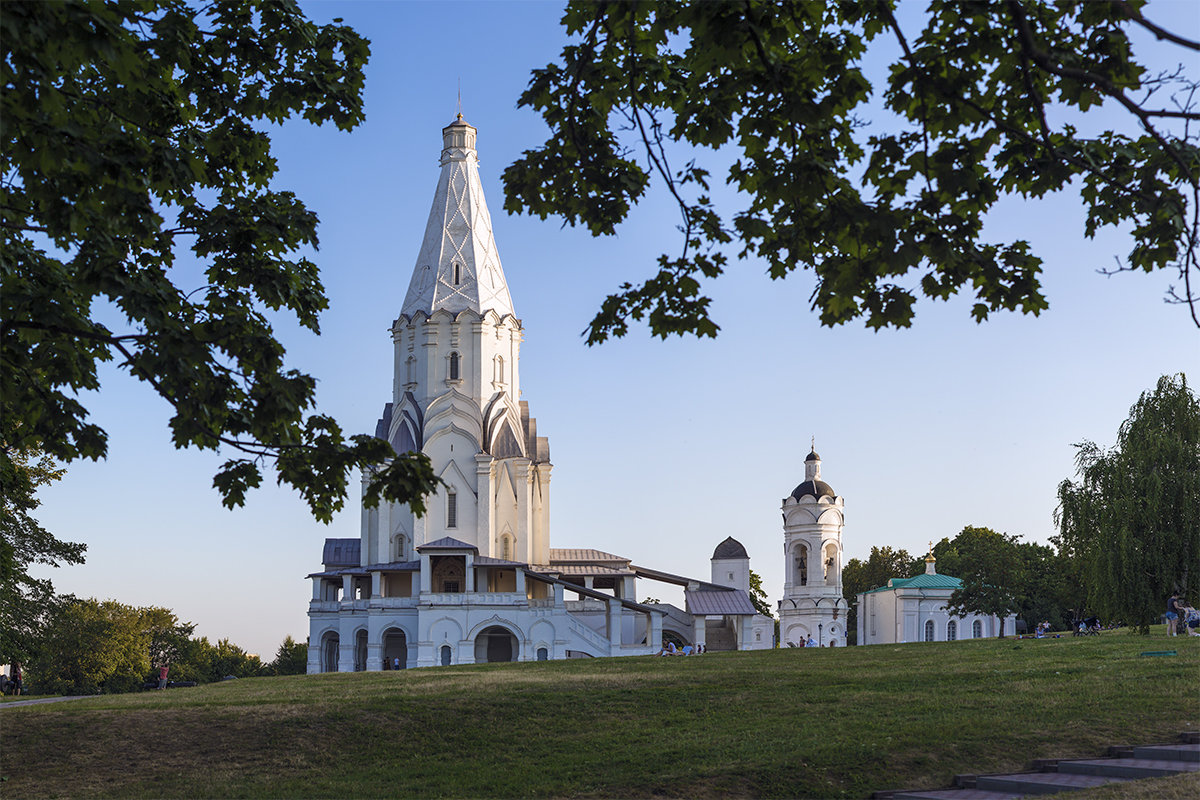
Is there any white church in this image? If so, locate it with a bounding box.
[305,116,774,671]
[305,116,1011,671]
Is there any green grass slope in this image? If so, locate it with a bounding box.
[2,632,1197,798]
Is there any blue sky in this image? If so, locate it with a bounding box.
[33,1,1198,657]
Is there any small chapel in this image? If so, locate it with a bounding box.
[305,116,773,671]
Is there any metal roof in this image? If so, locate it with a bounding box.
[417,536,478,552]
[322,538,360,567]
[861,572,963,596]
[685,589,758,616]
[549,564,635,576]
[549,548,629,565]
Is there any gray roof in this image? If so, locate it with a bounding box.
[473,555,525,567]
[712,536,749,560]
[549,548,629,565]
[363,560,421,572]
[322,538,360,567]
[549,564,636,577]
[685,589,758,616]
[417,536,478,552]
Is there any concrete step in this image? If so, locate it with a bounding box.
[1056,757,1200,779]
[973,772,1131,795]
[1132,743,1200,763]
[891,788,1025,800]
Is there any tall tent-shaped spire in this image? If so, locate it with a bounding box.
[401,115,515,318]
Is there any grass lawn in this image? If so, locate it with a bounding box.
[2,629,1197,798]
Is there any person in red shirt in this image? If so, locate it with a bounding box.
[157,664,169,690]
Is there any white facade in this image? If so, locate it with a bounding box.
[306,118,768,672]
[778,451,848,646]
[855,556,1018,645]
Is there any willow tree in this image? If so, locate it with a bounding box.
[1055,374,1200,632]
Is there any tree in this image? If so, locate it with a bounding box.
[942,526,1026,636]
[269,635,309,676]
[0,428,86,667]
[505,1,1200,342]
[748,568,774,618]
[205,637,264,681]
[842,546,917,644]
[29,597,152,695]
[1056,373,1200,632]
[1014,540,1083,632]
[1,0,438,522]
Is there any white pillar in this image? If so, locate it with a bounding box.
[607,599,622,656]
[475,454,494,555]
[693,615,707,650]
[312,578,322,601]
[371,572,382,599]
[650,611,662,652]
[515,568,526,596]
[342,574,354,604]
[420,554,432,593]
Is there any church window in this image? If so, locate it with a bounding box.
[497,356,504,383]
[394,534,407,561]
[447,490,457,528]
[947,620,957,641]
[440,645,452,666]
[972,620,983,639]
[795,544,808,586]
[501,534,512,561]
[924,619,935,642]
[537,647,548,661]
[453,262,461,285]
[449,351,460,380]
[405,356,415,384]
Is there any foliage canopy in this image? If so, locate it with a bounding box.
[1056,373,1200,632]
[0,428,85,666]
[506,0,1200,342]
[1,0,438,522]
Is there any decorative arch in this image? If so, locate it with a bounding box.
[391,530,409,562]
[448,350,461,380]
[319,630,340,673]
[794,542,809,586]
[382,626,409,669]
[490,419,524,459]
[822,541,839,582]
[473,624,520,663]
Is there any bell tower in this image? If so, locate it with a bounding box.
[778,446,846,646]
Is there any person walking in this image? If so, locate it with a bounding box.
[11,663,23,696]
[157,664,169,689]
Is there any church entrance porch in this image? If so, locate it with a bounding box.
[475,625,518,662]
[383,629,408,669]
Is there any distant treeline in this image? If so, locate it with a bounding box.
[18,597,307,695]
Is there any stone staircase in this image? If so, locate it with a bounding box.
[878,732,1199,799]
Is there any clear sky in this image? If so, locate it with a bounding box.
[32,1,1198,657]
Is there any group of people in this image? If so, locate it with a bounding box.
[2,664,22,696]
[1166,592,1200,637]
[657,641,702,656]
